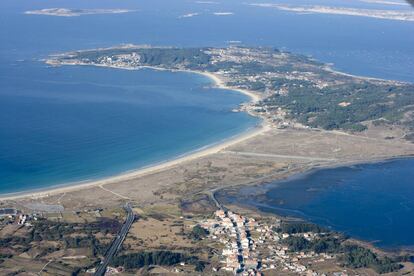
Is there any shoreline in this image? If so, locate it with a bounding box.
[5,51,412,202]
[45,60,263,102]
[4,121,412,202]
[216,155,414,252]
[323,64,409,84]
[249,4,414,22]
[195,70,261,103]
[215,153,414,198]
[0,124,270,201]
[0,66,267,201]
[216,154,414,196]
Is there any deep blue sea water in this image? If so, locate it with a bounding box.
[1,0,413,81]
[0,0,414,246]
[0,61,257,193]
[222,159,414,250]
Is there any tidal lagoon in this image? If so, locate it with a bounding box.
[221,158,414,250]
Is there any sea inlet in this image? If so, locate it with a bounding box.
[219,158,414,250]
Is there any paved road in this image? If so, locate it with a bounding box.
[207,191,245,272]
[206,190,226,211]
[222,150,337,161]
[94,203,135,276]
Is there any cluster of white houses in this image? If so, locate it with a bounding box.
[199,210,340,275]
[200,209,261,275]
[95,53,141,68]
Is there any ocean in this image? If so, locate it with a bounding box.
[1,0,413,81]
[0,61,257,194]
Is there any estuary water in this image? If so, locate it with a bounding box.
[0,0,413,195]
[220,158,414,250]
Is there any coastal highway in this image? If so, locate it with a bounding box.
[94,203,135,276]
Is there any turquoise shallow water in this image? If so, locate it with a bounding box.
[220,158,414,250]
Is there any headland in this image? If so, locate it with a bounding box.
[2,45,414,275]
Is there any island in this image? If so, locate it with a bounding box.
[25,8,134,17]
[0,45,413,275]
[249,3,414,22]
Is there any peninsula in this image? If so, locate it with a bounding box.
[1,46,414,275]
[249,3,414,22]
[46,45,414,138]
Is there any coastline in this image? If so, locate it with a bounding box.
[212,153,414,211]
[0,66,267,201]
[3,61,413,201]
[0,124,270,201]
[5,59,414,263]
[249,4,414,22]
[5,51,413,202]
[45,60,263,103]
[216,156,414,251]
[323,64,408,84]
[195,70,261,103]
[4,119,412,203]
[216,154,414,197]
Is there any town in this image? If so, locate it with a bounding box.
[199,209,341,275]
[0,198,410,275]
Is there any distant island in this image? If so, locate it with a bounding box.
[249,3,414,22]
[25,8,134,17]
[361,0,410,6]
[46,45,414,140]
[178,12,200,18]
[212,12,234,16]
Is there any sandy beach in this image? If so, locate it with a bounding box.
[7,55,414,203]
[197,71,261,103]
[0,67,267,201]
[46,58,263,102]
[0,124,270,201]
